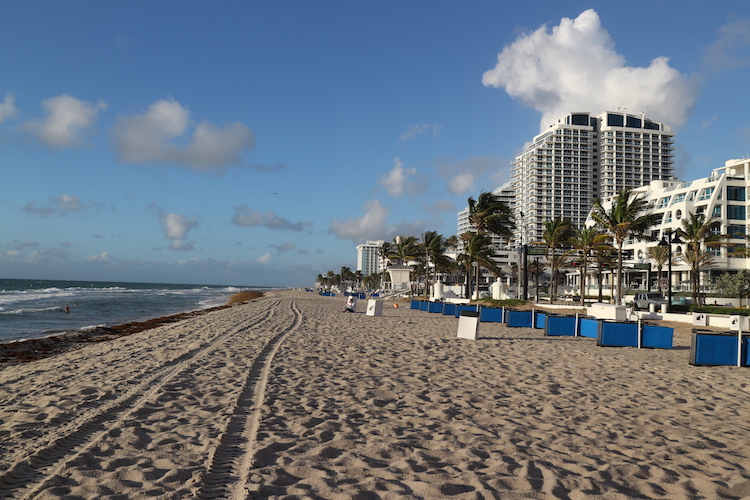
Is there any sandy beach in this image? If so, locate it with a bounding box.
[1,290,750,499]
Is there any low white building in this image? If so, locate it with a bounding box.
[575,158,750,299]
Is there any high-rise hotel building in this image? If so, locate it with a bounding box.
[512,111,674,244]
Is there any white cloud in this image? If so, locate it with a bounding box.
[87,251,110,262]
[448,172,475,195]
[379,157,421,197]
[440,156,507,195]
[328,199,426,243]
[400,124,442,141]
[257,253,272,264]
[0,92,18,122]
[23,94,107,148]
[148,203,198,251]
[232,205,313,232]
[113,98,255,171]
[482,9,698,129]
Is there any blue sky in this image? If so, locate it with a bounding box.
[1,1,749,287]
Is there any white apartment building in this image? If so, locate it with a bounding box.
[576,158,750,297]
[356,240,385,277]
[456,182,516,269]
[512,111,674,245]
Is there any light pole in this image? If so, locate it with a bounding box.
[658,230,682,309]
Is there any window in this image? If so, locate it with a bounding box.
[713,206,722,218]
[728,225,746,237]
[728,205,746,220]
[728,186,746,201]
[672,193,685,204]
[698,187,715,201]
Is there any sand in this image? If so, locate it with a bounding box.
[1,290,750,499]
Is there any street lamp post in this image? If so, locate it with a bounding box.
[658,230,682,310]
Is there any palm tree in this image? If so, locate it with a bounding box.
[648,244,671,294]
[420,230,445,298]
[378,241,393,289]
[569,226,608,305]
[539,216,574,303]
[340,266,354,291]
[679,245,716,305]
[591,189,660,305]
[592,244,618,302]
[676,212,719,305]
[459,232,499,299]
[391,236,418,266]
[468,191,515,241]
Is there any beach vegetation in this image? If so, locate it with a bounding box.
[419,230,447,298]
[536,216,574,304]
[676,212,720,306]
[648,244,671,294]
[591,189,660,305]
[568,225,609,306]
[459,232,500,299]
[715,269,750,307]
[467,191,515,242]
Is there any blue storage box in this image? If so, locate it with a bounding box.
[442,303,457,316]
[690,331,742,366]
[579,318,600,338]
[597,321,639,347]
[480,307,504,323]
[534,312,547,329]
[545,316,577,336]
[641,325,674,349]
[428,302,444,313]
[506,310,533,328]
[455,305,478,318]
[419,301,429,311]
[410,300,421,310]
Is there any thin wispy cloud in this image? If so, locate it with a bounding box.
[483,9,698,130]
[23,94,107,148]
[22,194,93,217]
[400,124,442,141]
[232,205,313,232]
[113,98,255,171]
[702,17,750,74]
[0,92,18,122]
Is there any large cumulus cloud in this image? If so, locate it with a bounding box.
[483,9,698,130]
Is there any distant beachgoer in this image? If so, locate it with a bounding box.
[344,296,356,313]
[64,305,70,314]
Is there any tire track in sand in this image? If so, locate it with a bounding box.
[0,300,282,499]
[196,300,302,500]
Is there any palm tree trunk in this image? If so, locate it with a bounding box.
[616,240,624,305]
[580,260,587,306]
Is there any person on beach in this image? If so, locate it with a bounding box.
[344,296,356,313]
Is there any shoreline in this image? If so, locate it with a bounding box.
[0,290,265,364]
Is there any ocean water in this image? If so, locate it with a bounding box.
[0,278,272,343]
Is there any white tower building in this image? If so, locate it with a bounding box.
[356,240,385,277]
[512,111,674,244]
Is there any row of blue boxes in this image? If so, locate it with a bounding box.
[410,300,674,349]
[412,300,750,366]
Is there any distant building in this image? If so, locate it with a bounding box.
[356,240,385,276]
[512,111,675,245]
